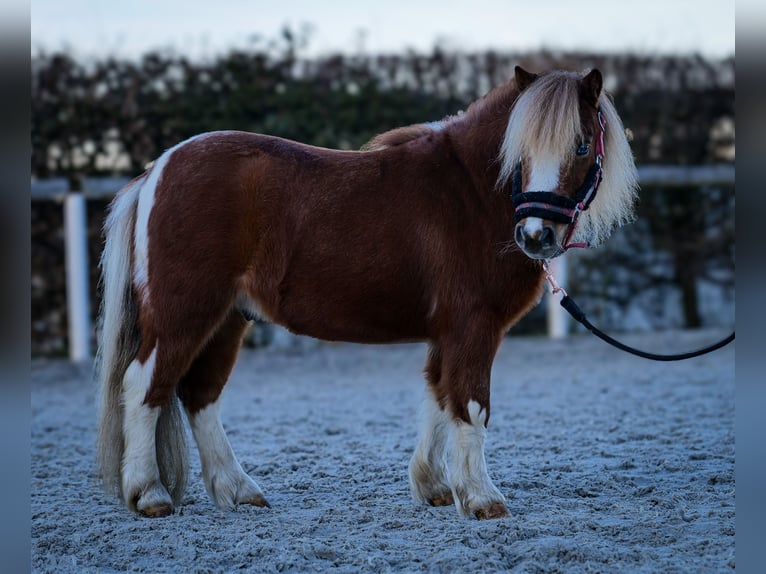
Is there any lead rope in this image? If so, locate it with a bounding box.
[542,261,735,361]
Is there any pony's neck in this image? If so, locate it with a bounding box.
[447,81,520,195]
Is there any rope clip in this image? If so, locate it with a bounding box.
[542,260,568,298]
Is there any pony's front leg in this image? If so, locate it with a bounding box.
[447,400,508,519]
[442,333,509,520]
[410,390,454,507]
[410,344,454,506]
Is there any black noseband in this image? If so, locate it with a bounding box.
[510,161,602,224]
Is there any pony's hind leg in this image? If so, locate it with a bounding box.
[178,311,270,511]
[410,345,454,507]
[121,347,175,517]
[121,301,240,516]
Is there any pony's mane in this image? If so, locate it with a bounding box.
[578,91,638,246]
[361,120,454,151]
[361,124,434,151]
[498,70,638,246]
[360,81,512,151]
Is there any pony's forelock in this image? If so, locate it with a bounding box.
[498,71,584,184]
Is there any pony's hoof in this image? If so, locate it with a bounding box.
[428,492,455,507]
[239,493,271,508]
[138,501,174,518]
[127,481,174,517]
[474,502,510,520]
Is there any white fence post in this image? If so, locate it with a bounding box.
[546,254,569,339]
[64,190,91,361]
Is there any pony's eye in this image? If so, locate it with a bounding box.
[576,143,590,156]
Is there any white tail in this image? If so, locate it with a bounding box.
[95,175,189,505]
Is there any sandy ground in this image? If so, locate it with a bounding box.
[31,329,734,573]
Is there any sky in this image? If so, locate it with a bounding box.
[30,0,735,60]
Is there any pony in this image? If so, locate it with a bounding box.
[97,66,638,520]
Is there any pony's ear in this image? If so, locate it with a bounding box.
[581,69,603,105]
[514,66,538,92]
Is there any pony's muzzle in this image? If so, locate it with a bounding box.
[514,220,559,259]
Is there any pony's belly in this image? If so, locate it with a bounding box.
[275,301,429,344]
[281,319,426,345]
[265,283,431,344]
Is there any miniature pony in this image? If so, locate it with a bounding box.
[97,67,637,519]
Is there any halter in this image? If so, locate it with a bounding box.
[511,107,606,251]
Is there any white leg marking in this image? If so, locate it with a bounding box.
[121,348,172,513]
[447,400,506,518]
[409,393,452,505]
[188,399,268,510]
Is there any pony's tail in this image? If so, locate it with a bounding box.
[95,175,189,505]
[96,177,142,500]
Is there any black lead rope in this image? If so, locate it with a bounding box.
[559,295,735,361]
[542,262,735,361]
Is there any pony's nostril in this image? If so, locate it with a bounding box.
[514,225,526,246]
[540,226,555,248]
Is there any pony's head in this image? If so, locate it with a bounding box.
[498,67,638,260]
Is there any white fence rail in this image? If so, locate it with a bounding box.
[32,165,735,360]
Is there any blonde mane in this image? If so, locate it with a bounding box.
[361,118,455,151]
[498,70,638,246]
[361,124,436,151]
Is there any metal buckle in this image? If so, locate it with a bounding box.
[543,260,568,297]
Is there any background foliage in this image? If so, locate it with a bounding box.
[31,33,735,355]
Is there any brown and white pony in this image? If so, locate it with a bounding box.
[97,67,637,520]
